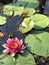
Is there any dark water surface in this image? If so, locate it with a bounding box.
[0,15,25,54]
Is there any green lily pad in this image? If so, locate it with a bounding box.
[16,50,36,65]
[25,32,49,57]
[27,0,39,8]
[19,18,34,33]
[3,9,13,17]
[15,0,27,7]
[18,0,29,2]
[0,16,7,25]
[14,6,24,16]
[3,5,24,16]
[30,14,49,29]
[0,54,15,65]
[18,0,39,8]
[23,8,35,16]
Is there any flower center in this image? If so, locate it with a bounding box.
[11,42,19,48]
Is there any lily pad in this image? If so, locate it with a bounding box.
[30,14,49,29]
[0,16,7,25]
[25,32,49,57]
[3,5,24,16]
[0,54,15,65]
[27,0,39,8]
[14,6,24,16]
[23,8,35,16]
[19,18,34,33]
[15,0,27,7]
[3,9,13,17]
[16,50,36,65]
[18,0,39,8]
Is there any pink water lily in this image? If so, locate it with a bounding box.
[2,38,25,56]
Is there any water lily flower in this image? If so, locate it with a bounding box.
[2,38,25,56]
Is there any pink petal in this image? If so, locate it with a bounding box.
[7,38,15,45]
[2,44,9,48]
[7,38,12,43]
[20,40,23,45]
[17,40,23,49]
[21,45,26,49]
[15,38,20,43]
[2,49,9,53]
[9,49,15,52]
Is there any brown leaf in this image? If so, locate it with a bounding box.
[0,32,4,37]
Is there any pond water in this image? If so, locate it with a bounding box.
[0,15,25,53]
[0,0,13,4]
[44,0,49,16]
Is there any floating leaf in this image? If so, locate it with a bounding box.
[3,9,13,17]
[25,32,49,57]
[18,0,39,8]
[15,50,36,65]
[18,0,29,2]
[19,18,34,33]
[30,14,49,29]
[14,6,24,16]
[0,16,7,25]
[26,0,39,8]
[3,5,24,16]
[15,0,27,7]
[3,0,37,16]
[0,54,15,65]
[23,8,35,16]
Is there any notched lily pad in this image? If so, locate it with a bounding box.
[19,18,34,33]
[25,32,49,57]
[30,14,49,29]
[0,16,7,25]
